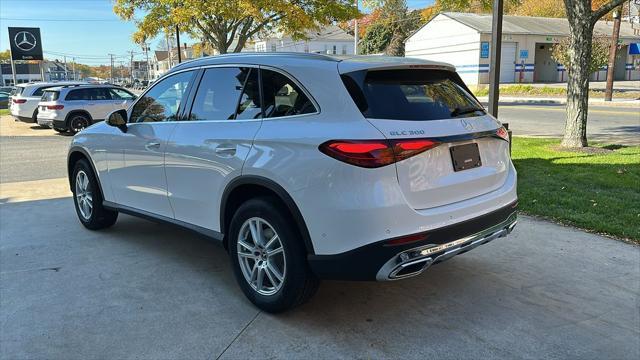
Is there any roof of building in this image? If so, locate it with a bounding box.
[154,50,169,62]
[439,12,640,38]
[261,25,354,42]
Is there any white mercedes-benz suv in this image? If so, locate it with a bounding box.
[67,53,517,312]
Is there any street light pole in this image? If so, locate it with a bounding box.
[487,0,504,118]
[354,0,358,55]
[604,6,623,102]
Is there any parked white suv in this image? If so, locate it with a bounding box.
[10,81,84,125]
[67,53,517,312]
[38,85,136,134]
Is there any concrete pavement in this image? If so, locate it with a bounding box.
[1,187,638,359]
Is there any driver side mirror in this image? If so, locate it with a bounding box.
[106,109,128,132]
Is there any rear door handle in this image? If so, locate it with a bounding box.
[145,141,161,150]
[215,145,236,156]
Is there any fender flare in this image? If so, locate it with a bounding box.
[220,176,315,255]
[67,146,105,199]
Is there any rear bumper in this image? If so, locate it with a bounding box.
[12,115,34,122]
[308,200,518,281]
[37,117,55,128]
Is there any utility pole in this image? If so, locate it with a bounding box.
[353,0,358,55]
[129,50,135,84]
[176,25,182,63]
[165,31,172,68]
[72,57,76,80]
[108,53,115,83]
[487,0,504,118]
[605,6,623,102]
[63,56,68,81]
[143,43,150,81]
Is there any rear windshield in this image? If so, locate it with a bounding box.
[33,86,55,97]
[341,69,483,121]
[11,87,24,96]
[41,90,59,102]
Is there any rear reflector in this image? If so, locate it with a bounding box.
[47,105,64,110]
[319,139,440,168]
[385,232,429,246]
[13,99,27,104]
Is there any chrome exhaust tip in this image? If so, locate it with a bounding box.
[388,257,433,280]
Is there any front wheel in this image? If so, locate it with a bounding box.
[229,197,319,313]
[72,159,118,230]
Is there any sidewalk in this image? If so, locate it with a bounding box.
[477,96,640,108]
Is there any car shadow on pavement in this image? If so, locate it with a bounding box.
[1,197,639,359]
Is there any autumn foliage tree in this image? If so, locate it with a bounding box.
[114,0,359,55]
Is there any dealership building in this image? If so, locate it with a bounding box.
[405,12,640,85]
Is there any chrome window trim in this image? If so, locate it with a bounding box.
[129,61,322,124]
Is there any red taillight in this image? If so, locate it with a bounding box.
[391,139,440,162]
[13,98,26,104]
[319,139,440,168]
[495,126,509,142]
[47,105,64,110]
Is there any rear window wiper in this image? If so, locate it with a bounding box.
[451,106,485,117]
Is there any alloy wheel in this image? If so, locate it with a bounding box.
[71,116,89,133]
[237,217,286,296]
[75,170,93,220]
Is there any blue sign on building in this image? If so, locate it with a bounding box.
[480,42,490,58]
[520,49,529,59]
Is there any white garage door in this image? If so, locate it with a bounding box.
[500,42,516,83]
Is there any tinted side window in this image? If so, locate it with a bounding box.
[110,88,135,100]
[130,71,194,123]
[189,67,254,121]
[91,88,111,100]
[235,68,261,120]
[66,89,89,101]
[261,69,316,118]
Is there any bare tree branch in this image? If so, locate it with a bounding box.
[591,0,626,24]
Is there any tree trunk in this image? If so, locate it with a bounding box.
[561,1,595,148]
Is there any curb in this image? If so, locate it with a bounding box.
[477,97,640,108]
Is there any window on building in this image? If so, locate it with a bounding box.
[271,43,277,52]
[332,45,337,55]
[304,43,309,53]
[342,45,347,55]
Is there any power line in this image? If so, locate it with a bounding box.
[0,17,138,22]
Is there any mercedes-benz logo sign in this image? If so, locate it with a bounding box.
[14,31,37,52]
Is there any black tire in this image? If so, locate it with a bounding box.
[229,197,319,313]
[32,109,46,128]
[71,159,118,230]
[67,113,91,135]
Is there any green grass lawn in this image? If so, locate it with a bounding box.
[0,109,9,116]
[511,137,640,241]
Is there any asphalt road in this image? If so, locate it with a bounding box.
[0,198,638,359]
[496,104,639,145]
[0,135,72,183]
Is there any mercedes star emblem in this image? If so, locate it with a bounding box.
[14,31,37,52]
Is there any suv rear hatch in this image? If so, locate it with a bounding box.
[339,65,510,210]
